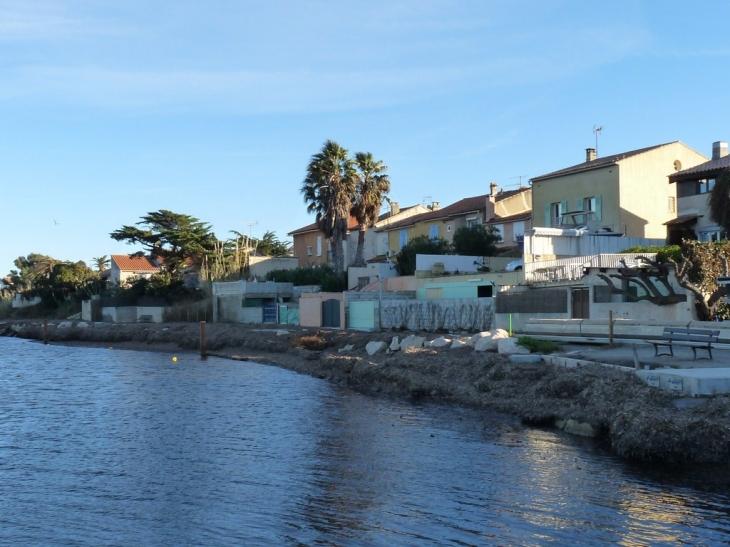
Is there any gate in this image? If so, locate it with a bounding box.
[322,299,341,328]
[571,288,590,319]
[262,302,278,323]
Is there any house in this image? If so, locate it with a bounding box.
[482,182,532,251]
[109,254,161,286]
[288,202,429,269]
[530,142,708,239]
[667,140,730,244]
[378,194,493,254]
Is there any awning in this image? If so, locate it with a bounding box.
[664,214,701,226]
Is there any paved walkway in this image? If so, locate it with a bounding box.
[556,340,730,370]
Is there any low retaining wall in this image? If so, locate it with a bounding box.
[380,297,494,332]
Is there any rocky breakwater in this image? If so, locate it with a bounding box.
[4,320,730,463]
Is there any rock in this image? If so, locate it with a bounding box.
[556,419,598,437]
[389,336,400,352]
[400,335,426,350]
[473,337,494,352]
[276,329,289,336]
[77,322,89,328]
[497,338,530,355]
[450,339,467,349]
[429,336,451,348]
[508,354,543,363]
[366,341,388,355]
[493,328,510,338]
[338,344,355,353]
[11,324,23,333]
[58,321,73,329]
[466,331,491,347]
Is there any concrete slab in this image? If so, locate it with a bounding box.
[636,368,730,397]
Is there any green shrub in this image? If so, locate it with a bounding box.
[620,245,682,263]
[516,336,561,354]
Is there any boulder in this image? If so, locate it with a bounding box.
[429,336,451,348]
[497,337,530,355]
[450,339,467,349]
[366,341,388,355]
[58,321,73,329]
[77,322,89,328]
[400,335,426,350]
[474,336,496,352]
[389,336,400,352]
[466,331,491,347]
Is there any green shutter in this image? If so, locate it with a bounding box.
[576,198,583,211]
[544,204,551,227]
[595,195,602,221]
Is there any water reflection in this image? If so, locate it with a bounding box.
[1,338,730,546]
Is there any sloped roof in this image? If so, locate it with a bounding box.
[531,142,678,182]
[288,216,360,237]
[668,155,730,183]
[485,211,532,224]
[111,254,160,272]
[378,194,489,232]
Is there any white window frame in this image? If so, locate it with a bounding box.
[316,236,322,257]
[307,246,313,256]
[512,221,525,241]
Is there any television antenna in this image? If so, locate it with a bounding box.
[593,125,603,156]
[245,221,258,239]
[510,175,528,187]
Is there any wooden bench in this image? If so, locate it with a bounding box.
[648,327,719,360]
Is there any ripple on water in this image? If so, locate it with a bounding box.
[1,337,730,546]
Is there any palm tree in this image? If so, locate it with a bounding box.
[351,152,390,266]
[708,169,730,237]
[92,255,111,272]
[301,140,357,274]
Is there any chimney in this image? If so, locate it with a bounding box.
[430,202,440,211]
[585,148,596,162]
[390,201,400,216]
[490,182,498,196]
[712,141,728,160]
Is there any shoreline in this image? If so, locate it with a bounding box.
[3,320,730,464]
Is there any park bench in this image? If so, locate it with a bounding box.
[648,327,719,360]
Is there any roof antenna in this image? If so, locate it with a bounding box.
[510,175,527,188]
[593,125,603,156]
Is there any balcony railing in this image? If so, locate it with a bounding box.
[524,253,657,284]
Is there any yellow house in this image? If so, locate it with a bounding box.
[530,142,708,239]
[483,183,532,251]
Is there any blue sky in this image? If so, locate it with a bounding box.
[2,0,730,275]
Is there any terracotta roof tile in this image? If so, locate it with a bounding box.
[486,211,532,224]
[111,254,160,272]
[378,194,489,232]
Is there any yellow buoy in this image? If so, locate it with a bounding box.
[172,356,178,362]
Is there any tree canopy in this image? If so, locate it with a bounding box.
[452,225,502,257]
[351,152,390,266]
[708,169,730,236]
[301,140,357,274]
[394,236,453,276]
[110,210,217,275]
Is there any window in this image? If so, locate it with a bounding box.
[546,201,566,227]
[399,229,408,249]
[680,178,717,197]
[579,195,602,220]
[316,236,322,256]
[512,221,525,241]
[446,225,452,232]
[667,197,676,213]
[466,217,479,228]
[429,225,439,239]
[307,246,313,256]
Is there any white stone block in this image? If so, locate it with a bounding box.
[366,341,388,355]
[58,321,73,329]
[467,331,492,347]
[400,334,426,350]
[430,336,451,348]
[451,339,467,349]
[389,336,400,351]
[77,322,89,328]
[497,337,530,355]
[338,344,355,353]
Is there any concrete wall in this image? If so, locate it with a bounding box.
[347,263,398,291]
[379,297,494,332]
[249,256,299,280]
[99,306,164,323]
[299,292,345,328]
[524,234,666,262]
[137,307,164,323]
[618,143,707,239]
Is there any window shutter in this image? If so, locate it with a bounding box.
[594,195,602,221]
[576,198,583,211]
[544,204,551,227]
[560,200,568,215]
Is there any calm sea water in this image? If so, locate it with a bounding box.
[1,337,730,546]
